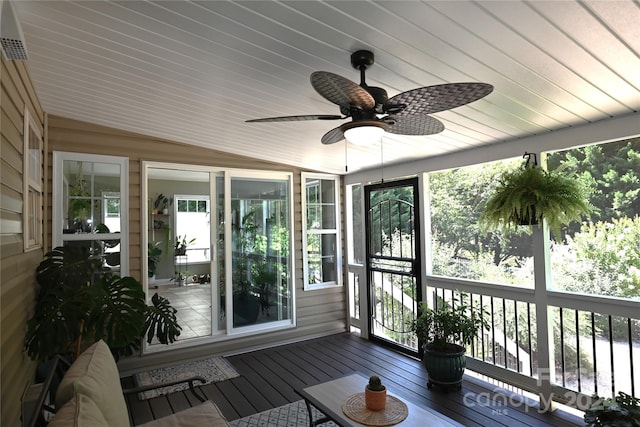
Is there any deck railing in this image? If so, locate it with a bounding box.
[425,277,639,410]
[346,262,640,410]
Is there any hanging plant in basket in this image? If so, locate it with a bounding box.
[480,152,591,236]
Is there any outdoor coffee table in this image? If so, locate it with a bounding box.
[296,373,462,427]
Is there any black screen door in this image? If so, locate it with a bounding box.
[365,178,421,355]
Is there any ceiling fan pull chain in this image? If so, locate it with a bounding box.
[345,139,348,173]
[380,139,385,183]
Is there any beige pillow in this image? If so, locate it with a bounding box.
[56,340,130,426]
[49,393,110,427]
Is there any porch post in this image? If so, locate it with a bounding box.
[358,183,370,339]
[533,152,556,412]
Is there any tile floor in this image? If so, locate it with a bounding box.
[155,283,213,340]
[150,281,289,342]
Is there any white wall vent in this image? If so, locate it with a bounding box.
[1,0,28,61]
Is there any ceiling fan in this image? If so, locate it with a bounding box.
[246,50,493,146]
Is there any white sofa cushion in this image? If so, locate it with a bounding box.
[49,393,110,427]
[55,340,130,427]
[137,401,230,427]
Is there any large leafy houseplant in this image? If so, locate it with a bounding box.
[584,392,640,427]
[409,294,488,353]
[409,292,489,390]
[480,153,591,236]
[25,247,181,362]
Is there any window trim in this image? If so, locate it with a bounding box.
[174,194,211,264]
[52,151,129,275]
[301,172,342,290]
[23,108,43,251]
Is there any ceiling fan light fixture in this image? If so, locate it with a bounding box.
[342,121,388,146]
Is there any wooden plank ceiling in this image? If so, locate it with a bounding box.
[12,1,640,174]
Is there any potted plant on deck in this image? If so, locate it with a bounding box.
[584,392,640,427]
[408,292,488,391]
[480,152,591,236]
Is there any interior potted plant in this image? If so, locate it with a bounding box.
[408,292,488,391]
[173,269,189,286]
[174,235,195,256]
[584,392,640,427]
[24,246,181,362]
[152,193,172,215]
[67,162,92,233]
[364,375,387,411]
[480,152,591,236]
[232,209,262,326]
[148,241,162,281]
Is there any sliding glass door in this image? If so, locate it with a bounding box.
[228,176,292,330]
[143,163,294,352]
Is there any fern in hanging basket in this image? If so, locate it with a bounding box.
[480,158,591,236]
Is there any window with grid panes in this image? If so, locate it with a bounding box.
[302,173,342,290]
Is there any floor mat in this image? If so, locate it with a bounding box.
[229,400,339,427]
[134,356,239,400]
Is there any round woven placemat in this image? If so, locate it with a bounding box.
[341,393,408,426]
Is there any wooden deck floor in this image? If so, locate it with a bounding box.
[123,333,583,426]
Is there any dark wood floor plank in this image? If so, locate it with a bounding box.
[294,344,348,378]
[215,380,258,418]
[166,391,192,414]
[227,375,274,413]
[148,396,174,420]
[200,382,241,420]
[124,332,582,426]
[228,355,290,408]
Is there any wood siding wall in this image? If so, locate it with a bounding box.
[47,116,347,372]
[1,56,45,426]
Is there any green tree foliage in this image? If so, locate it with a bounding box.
[429,137,640,293]
[552,217,640,299]
[429,160,533,272]
[548,137,640,232]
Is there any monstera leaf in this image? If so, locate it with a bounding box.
[89,275,147,359]
[145,292,182,345]
[35,247,101,293]
[24,281,92,361]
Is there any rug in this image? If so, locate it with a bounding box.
[230,400,338,427]
[134,356,239,400]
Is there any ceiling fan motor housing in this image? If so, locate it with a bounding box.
[350,50,388,112]
[350,50,375,69]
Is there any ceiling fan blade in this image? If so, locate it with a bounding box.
[321,126,345,145]
[384,82,493,116]
[386,114,445,136]
[246,114,344,123]
[311,71,375,110]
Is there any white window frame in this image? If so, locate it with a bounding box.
[52,152,129,275]
[23,108,43,251]
[174,194,211,264]
[302,172,342,290]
